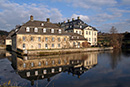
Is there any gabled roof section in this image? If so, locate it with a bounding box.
[61,17,98,31]
[23,20,59,28]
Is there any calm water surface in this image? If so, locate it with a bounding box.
[0,50,130,87]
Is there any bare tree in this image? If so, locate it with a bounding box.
[109,26,123,49]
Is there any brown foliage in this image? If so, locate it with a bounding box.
[109,26,124,49]
[82,41,89,48]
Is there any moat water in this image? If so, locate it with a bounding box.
[0,50,130,87]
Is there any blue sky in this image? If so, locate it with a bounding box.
[0,0,130,32]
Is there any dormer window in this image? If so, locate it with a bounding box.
[41,23,44,26]
[70,25,72,28]
[59,29,61,33]
[26,27,30,32]
[43,28,46,33]
[80,25,82,28]
[34,27,38,32]
[51,29,54,33]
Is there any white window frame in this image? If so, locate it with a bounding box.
[23,36,26,41]
[23,43,25,49]
[86,31,88,35]
[79,31,82,35]
[38,44,41,48]
[52,37,54,41]
[51,29,54,33]
[38,37,41,42]
[80,25,82,28]
[45,44,48,49]
[43,28,46,33]
[64,38,66,41]
[59,29,61,33]
[41,23,44,26]
[45,37,48,41]
[52,68,55,73]
[52,44,54,47]
[58,37,60,42]
[26,27,30,32]
[34,27,38,32]
[58,44,60,47]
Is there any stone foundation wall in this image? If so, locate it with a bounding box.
[26,47,113,56]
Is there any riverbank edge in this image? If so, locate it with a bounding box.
[25,47,113,56]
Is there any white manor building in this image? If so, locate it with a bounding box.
[61,17,98,46]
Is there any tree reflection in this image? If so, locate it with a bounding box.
[110,49,122,69]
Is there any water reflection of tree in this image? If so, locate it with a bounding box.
[110,49,122,69]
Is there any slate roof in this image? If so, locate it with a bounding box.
[12,18,87,41]
[6,29,15,39]
[61,18,98,31]
[23,20,59,28]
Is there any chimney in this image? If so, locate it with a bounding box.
[72,18,74,21]
[68,19,70,22]
[77,16,80,19]
[30,15,33,21]
[46,18,50,23]
[63,21,66,23]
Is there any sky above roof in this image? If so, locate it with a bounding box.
[0,0,130,33]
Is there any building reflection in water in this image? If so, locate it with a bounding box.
[11,52,98,86]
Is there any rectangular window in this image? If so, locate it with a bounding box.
[58,44,60,47]
[73,42,75,46]
[86,31,88,35]
[26,27,30,32]
[95,38,96,41]
[51,29,54,33]
[79,31,81,35]
[34,27,38,32]
[23,36,26,41]
[38,37,41,42]
[38,44,41,48]
[45,37,48,41]
[80,25,82,28]
[59,29,61,33]
[95,32,96,36]
[23,43,25,49]
[64,38,66,41]
[86,38,88,41]
[89,31,91,35]
[43,28,46,33]
[78,42,80,46]
[52,44,54,47]
[89,38,91,41]
[58,37,60,42]
[31,37,33,41]
[52,37,54,41]
[45,44,48,49]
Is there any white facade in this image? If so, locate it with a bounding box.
[83,26,98,45]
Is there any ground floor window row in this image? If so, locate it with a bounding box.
[22,42,82,49]
[23,43,62,49]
